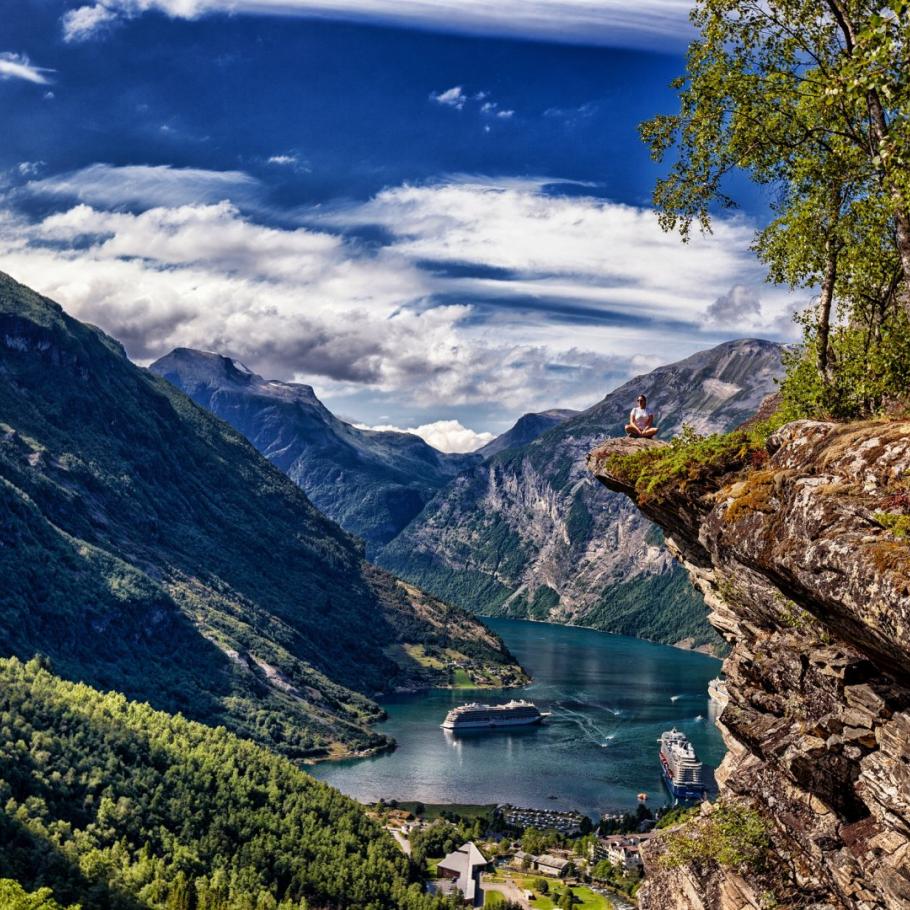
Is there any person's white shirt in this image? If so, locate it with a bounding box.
[630,406,653,429]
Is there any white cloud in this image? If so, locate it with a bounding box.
[0,52,53,85]
[267,154,299,166]
[26,163,259,209]
[2,167,799,423]
[430,86,466,109]
[439,91,515,121]
[60,0,695,47]
[17,161,45,177]
[323,178,791,329]
[355,419,495,453]
[62,3,118,41]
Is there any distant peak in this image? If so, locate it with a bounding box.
[151,347,260,387]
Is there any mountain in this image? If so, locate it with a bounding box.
[0,655,443,910]
[478,409,578,458]
[0,271,523,761]
[378,339,785,651]
[150,348,479,552]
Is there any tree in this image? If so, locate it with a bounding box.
[642,0,910,406]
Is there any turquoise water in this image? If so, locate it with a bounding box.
[311,618,725,818]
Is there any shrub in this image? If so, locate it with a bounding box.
[780,312,910,421]
[604,416,789,503]
[660,800,770,872]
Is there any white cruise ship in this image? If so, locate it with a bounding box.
[441,700,548,731]
[659,728,707,801]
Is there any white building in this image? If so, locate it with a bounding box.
[436,841,490,905]
[591,833,652,872]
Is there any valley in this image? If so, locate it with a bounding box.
[0,272,525,763]
[156,339,784,655]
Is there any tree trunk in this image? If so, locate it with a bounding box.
[817,238,838,384]
[824,0,910,308]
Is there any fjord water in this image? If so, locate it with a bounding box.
[312,619,725,817]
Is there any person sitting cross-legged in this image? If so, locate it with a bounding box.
[625,394,659,438]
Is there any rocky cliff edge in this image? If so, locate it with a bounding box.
[588,421,910,910]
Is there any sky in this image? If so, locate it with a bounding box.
[1,0,801,450]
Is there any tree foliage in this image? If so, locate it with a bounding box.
[0,879,79,910]
[660,800,770,871]
[0,657,451,910]
[642,0,910,417]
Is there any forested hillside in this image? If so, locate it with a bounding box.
[379,340,784,651]
[0,272,523,761]
[0,656,451,910]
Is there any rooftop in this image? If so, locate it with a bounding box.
[437,841,489,902]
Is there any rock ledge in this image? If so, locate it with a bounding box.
[589,421,910,910]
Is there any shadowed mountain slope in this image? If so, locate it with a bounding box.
[150,348,480,552]
[0,271,523,760]
[478,409,578,458]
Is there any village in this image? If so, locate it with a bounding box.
[370,800,691,908]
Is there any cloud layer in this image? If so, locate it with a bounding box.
[0,52,53,85]
[28,163,258,209]
[355,419,494,453]
[0,164,798,427]
[62,0,694,46]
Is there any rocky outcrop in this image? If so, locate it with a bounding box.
[588,420,910,909]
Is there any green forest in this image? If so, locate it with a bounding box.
[0,657,458,910]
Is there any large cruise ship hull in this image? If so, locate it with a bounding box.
[659,755,707,802]
[441,715,544,731]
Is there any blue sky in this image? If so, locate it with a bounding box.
[1,1,798,449]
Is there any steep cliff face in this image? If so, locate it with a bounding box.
[380,339,784,651]
[589,421,910,909]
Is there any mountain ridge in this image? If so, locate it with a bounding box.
[378,338,785,651]
[0,270,524,761]
[478,408,579,458]
[150,347,481,552]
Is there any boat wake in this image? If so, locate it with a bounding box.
[551,705,616,746]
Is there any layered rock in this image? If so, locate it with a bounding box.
[588,420,910,909]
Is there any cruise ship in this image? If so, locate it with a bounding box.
[441,700,548,731]
[659,729,707,802]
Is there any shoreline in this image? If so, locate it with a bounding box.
[476,614,724,661]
